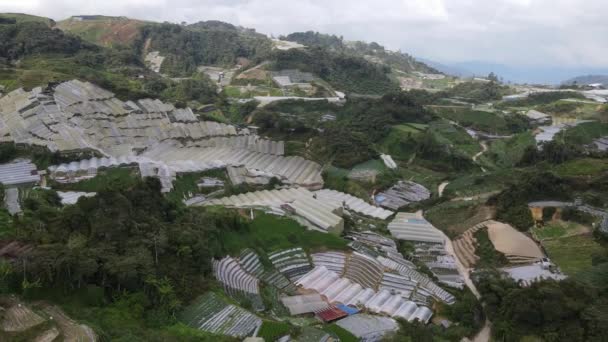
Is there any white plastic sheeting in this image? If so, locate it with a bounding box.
[387,212,445,244]
[314,189,393,220]
[296,266,433,323]
[57,191,96,205]
[213,257,259,294]
[203,188,342,233]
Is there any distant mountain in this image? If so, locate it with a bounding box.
[417,58,473,78]
[562,75,608,86]
[437,61,608,85]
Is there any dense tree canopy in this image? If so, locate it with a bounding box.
[9,178,248,305]
[138,23,272,76]
[476,271,608,341]
[0,21,96,61]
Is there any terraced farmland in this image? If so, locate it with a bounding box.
[180,292,261,338]
[1,303,45,332]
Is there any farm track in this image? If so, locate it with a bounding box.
[39,304,97,342]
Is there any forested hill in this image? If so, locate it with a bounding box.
[136,22,273,76]
[281,30,438,74]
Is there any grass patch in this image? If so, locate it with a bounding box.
[258,321,292,341]
[531,221,586,240]
[444,169,523,198]
[165,169,227,203]
[48,168,139,192]
[324,324,358,342]
[543,235,604,276]
[218,212,349,256]
[481,132,535,169]
[562,121,608,146]
[0,209,13,239]
[429,121,481,158]
[553,158,608,177]
[432,107,511,134]
[425,200,491,235]
[379,124,424,160]
[350,159,387,174]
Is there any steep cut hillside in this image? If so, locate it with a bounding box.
[281,31,437,74]
[57,15,146,46]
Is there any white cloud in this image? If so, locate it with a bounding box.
[0,0,606,68]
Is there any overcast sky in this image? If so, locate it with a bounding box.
[1,0,606,69]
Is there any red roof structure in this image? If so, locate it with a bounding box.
[315,306,348,323]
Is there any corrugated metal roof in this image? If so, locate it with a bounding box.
[0,161,39,186]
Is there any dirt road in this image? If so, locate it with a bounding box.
[438,181,449,197]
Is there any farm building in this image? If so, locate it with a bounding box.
[296,266,434,323]
[336,314,399,342]
[0,160,41,187]
[501,262,566,286]
[375,181,430,210]
[525,110,551,124]
[271,69,314,88]
[202,187,397,234]
[387,213,445,245]
[280,294,328,315]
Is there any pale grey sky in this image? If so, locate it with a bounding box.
[0,0,606,69]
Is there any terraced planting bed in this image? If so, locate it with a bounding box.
[543,235,604,276]
[180,292,261,338]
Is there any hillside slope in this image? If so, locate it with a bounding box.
[57,15,146,46]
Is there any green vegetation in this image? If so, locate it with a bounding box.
[490,172,567,231]
[324,324,358,342]
[531,221,582,240]
[281,31,436,74]
[474,229,508,268]
[270,47,398,95]
[138,22,272,76]
[165,169,227,203]
[258,321,292,341]
[553,158,608,177]
[497,91,585,108]
[0,13,55,25]
[379,124,426,160]
[428,120,481,157]
[481,132,535,168]
[477,272,608,342]
[545,235,603,275]
[444,169,524,198]
[217,212,349,255]
[442,80,512,103]
[49,167,139,192]
[0,208,12,239]
[562,121,608,146]
[431,106,528,135]
[425,200,491,235]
